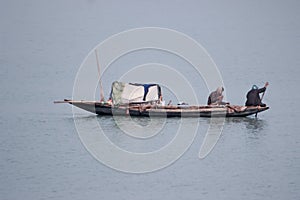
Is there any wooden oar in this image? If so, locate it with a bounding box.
[260,90,266,102]
[261,82,269,102]
[255,82,269,117]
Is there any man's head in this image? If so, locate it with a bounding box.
[216,86,224,94]
[252,85,258,90]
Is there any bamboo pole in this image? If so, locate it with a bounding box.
[95,49,104,102]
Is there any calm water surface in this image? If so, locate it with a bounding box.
[1,1,299,200]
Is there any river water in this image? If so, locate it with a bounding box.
[1,1,299,200]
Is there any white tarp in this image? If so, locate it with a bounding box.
[110,81,161,104]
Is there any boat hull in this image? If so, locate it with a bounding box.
[65,100,269,118]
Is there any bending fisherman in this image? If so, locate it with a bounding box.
[207,86,227,105]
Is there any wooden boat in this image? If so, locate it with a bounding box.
[54,99,269,118]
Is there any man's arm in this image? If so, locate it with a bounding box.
[258,82,269,93]
[258,87,266,93]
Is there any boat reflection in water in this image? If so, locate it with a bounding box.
[225,117,268,139]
